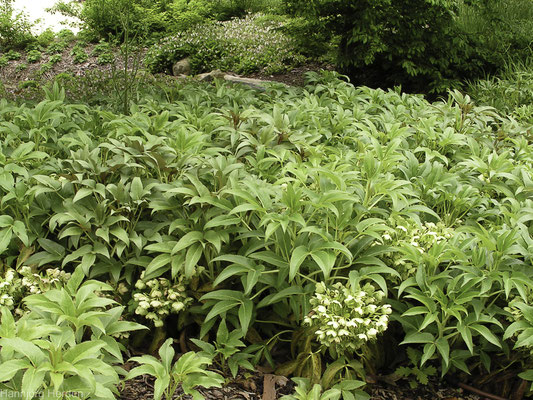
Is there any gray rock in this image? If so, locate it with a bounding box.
[172,57,191,76]
[223,75,273,91]
[196,69,225,82]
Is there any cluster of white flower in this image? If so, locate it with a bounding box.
[382,221,455,279]
[0,269,19,308]
[0,267,71,310]
[132,272,192,327]
[145,13,305,75]
[304,282,392,355]
[19,266,71,295]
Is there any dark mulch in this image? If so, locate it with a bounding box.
[119,366,487,400]
[246,62,336,87]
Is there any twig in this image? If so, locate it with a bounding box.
[456,381,509,400]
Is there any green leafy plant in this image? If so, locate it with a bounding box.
[14,62,27,72]
[45,41,67,55]
[191,319,254,378]
[2,70,533,398]
[127,338,224,400]
[97,52,114,64]
[5,49,21,60]
[70,43,88,64]
[281,377,369,400]
[395,347,437,389]
[49,54,62,65]
[26,49,42,63]
[38,61,53,75]
[0,268,146,399]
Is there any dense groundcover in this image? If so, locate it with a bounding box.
[1,72,533,398]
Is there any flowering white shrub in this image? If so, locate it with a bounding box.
[132,272,192,327]
[145,13,306,75]
[382,221,455,279]
[304,282,392,356]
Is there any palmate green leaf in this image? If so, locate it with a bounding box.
[249,251,288,269]
[420,343,435,367]
[310,250,336,281]
[62,244,93,266]
[203,215,241,229]
[95,227,110,243]
[211,254,254,268]
[321,360,348,389]
[204,300,241,323]
[400,331,435,345]
[518,370,533,382]
[0,215,14,228]
[511,302,533,324]
[99,335,123,363]
[470,324,501,348]
[188,370,224,391]
[145,241,176,253]
[214,264,249,287]
[37,238,65,256]
[0,307,16,338]
[144,253,172,280]
[503,320,530,341]
[59,288,77,318]
[72,188,93,203]
[63,341,106,364]
[0,359,32,382]
[230,203,263,214]
[315,241,352,261]
[12,221,29,246]
[257,286,305,308]
[203,230,223,253]
[79,253,96,275]
[289,245,309,282]
[153,375,171,400]
[172,231,203,254]
[110,226,130,246]
[238,299,254,335]
[58,226,84,240]
[0,227,13,254]
[130,177,144,201]
[419,313,438,331]
[243,267,264,296]
[173,351,212,375]
[435,337,450,369]
[185,243,203,278]
[158,338,175,373]
[0,338,46,366]
[201,290,245,302]
[21,366,46,400]
[402,306,428,317]
[515,328,533,349]
[105,319,147,336]
[125,364,159,381]
[24,293,63,315]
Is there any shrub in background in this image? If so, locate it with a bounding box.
[284,0,482,93]
[145,14,305,75]
[0,0,35,51]
[456,0,533,73]
[79,0,168,41]
[212,0,284,20]
[36,28,56,48]
[467,58,533,125]
[164,0,216,33]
